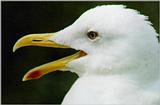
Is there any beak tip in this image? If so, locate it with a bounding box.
[22,76,28,81]
[13,42,19,52]
[22,70,42,82]
[22,79,26,81]
[12,47,16,53]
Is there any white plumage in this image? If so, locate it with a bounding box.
[13,5,159,104]
[49,5,160,104]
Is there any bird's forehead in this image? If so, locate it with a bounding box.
[70,5,150,40]
[74,5,145,29]
[75,5,126,23]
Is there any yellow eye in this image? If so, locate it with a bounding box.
[87,31,98,40]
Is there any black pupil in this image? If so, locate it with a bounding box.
[88,31,98,39]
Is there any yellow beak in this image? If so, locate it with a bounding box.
[13,33,86,81]
[13,33,68,52]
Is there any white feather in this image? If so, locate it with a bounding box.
[50,5,160,104]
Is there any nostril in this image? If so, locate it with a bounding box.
[32,39,43,42]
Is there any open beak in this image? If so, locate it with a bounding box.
[13,33,86,81]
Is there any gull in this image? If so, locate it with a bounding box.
[13,5,160,104]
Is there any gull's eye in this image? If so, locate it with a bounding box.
[87,31,98,40]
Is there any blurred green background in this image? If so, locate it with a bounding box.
[2,1,159,104]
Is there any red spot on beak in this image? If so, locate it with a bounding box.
[27,70,42,79]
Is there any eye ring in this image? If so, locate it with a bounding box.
[87,31,98,40]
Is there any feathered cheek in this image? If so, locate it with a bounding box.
[70,41,91,52]
[85,56,112,73]
[49,35,67,46]
[66,56,88,72]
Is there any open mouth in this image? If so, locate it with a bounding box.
[13,33,87,81]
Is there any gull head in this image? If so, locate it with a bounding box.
[13,5,159,81]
